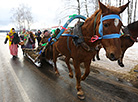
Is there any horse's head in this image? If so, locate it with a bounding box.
[96,1,129,61]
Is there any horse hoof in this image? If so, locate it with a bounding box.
[81,76,86,81]
[93,58,95,61]
[119,63,124,67]
[97,57,100,60]
[69,73,73,78]
[77,90,85,100]
[118,60,124,67]
[55,71,60,75]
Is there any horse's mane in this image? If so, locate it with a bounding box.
[128,20,138,31]
[82,9,101,37]
[85,10,100,24]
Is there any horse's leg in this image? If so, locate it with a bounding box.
[96,50,100,60]
[65,57,73,78]
[53,46,60,75]
[81,60,91,81]
[73,60,84,99]
[92,56,96,61]
[118,52,125,67]
[93,50,100,61]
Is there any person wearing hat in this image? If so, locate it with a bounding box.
[4,28,20,59]
[39,30,50,45]
[35,29,42,46]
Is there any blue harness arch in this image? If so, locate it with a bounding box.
[53,15,86,42]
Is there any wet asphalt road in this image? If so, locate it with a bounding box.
[0,34,138,102]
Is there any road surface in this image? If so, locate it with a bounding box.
[0,33,138,102]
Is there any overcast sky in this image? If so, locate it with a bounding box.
[0,0,64,30]
[0,0,137,30]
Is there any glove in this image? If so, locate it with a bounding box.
[4,38,8,44]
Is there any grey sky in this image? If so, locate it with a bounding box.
[0,0,63,30]
[0,0,137,30]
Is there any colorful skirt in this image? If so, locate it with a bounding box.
[9,43,18,56]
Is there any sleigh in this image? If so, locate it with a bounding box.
[23,48,42,67]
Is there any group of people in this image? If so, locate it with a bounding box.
[4,28,51,59]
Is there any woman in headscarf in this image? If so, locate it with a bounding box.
[23,31,35,49]
[4,28,20,58]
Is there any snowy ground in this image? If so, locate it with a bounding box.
[91,43,138,74]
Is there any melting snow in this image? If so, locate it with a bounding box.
[91,43,138,73]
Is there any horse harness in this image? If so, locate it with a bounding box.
[62,22,101,52]
[62,13,122,53]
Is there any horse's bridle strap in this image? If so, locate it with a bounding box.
[99,14,121,39]
[98,33,121,39]
[101,14,121,21]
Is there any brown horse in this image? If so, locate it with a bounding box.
[52,1,129,99]
[118,20,138,67]
[94,21,138,67]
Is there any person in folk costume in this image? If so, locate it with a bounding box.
[35,30,51,59]
[24,31,35,49]
[39,30,50,46]
[4,28,20,59]
[19,28,27,55]
[36,30,50,51]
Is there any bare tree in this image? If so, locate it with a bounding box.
[127,0,130,24]
[84,0,89,17]
[130,0,133,23]
[77,0,81,15]
[133,0,137,22]
[25,9,33,30]
[119,0,121,6]
[11,6,24,31]
[11,4,33,31]
[127,0,134,24]
[116,0,118,6]
[94,0,99,11]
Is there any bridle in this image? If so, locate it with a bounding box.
[90,14,122,43]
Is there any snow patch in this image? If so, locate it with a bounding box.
[91,43,138,73]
